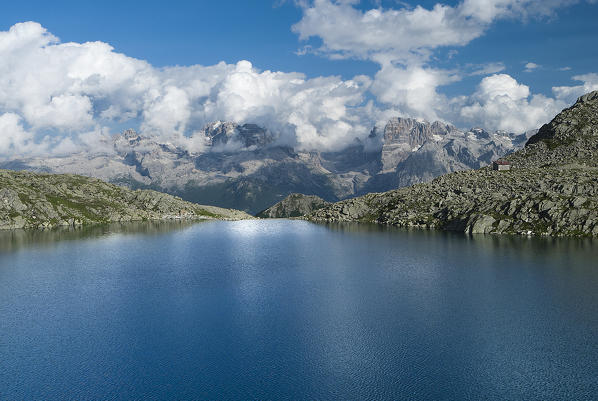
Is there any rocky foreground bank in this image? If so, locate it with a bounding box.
[0,170,251,230]
[305,91,598,237]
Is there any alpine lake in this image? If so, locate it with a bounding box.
[1,220,597,400]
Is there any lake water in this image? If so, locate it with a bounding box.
[1,220,597,400]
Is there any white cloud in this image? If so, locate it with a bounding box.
[552,73,598,103]
[0,16,596,160]
[524,62,540,72]
[458,0,579,23]
[291,0,587,134]
[370,63,459,121]
[0,21,57,53]
[476,74,530,100]
[460,74,566,132]
[142,85,191,138]
[292,0,483,63]
[0,113,38,157]
[292,0,577,63]
[0,22,373,155]
[468,62,506,76]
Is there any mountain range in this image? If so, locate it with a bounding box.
[305,91,598,237]
[2,117,535,214]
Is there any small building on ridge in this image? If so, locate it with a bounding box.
[492,160,512,171]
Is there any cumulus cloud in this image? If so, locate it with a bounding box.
[370,63,459,121]
[0,14,596,159]
[460,74,566,132]
[291,0,589,133]
[0,113,40,157]
[293,0,480,63]
[0,22,373,156]
[292,0,577,63]
[0,112,76,157]
[552,73,598,102]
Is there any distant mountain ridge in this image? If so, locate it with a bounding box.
[2,118,533,214]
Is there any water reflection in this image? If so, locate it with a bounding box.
[0,221,200,254]
[320,222,597,262]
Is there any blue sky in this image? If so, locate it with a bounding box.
[3,0,596,95]
[0,0,597,156]
[0,1,378,78]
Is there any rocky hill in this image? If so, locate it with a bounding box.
[2,119,529,214]
[305,91,598,237]
[0,170,251,230]
[256,193,330,218]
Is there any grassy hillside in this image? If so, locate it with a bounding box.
[0,170,251,230]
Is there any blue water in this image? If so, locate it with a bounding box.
[1,220,597,400]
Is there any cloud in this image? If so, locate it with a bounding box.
[524,62,540,72]
[0,22,373,155]
[552,73,598,103]
[291,0,588,134]
[460,74,566,132]
[370,63,459,121]
[293,0,482,63]
[292,0,577,63]
[468,62,506,76]
[0,113,39,157]
[0,16,596,159]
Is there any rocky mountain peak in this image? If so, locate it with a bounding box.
[202,121,274,150]
[380,117,459,172]
[578,90,598,104]
[237,123,275,148]
[123,129,139,140]
[526,90,598,148]
[113,129,147,152]
[204,121,237,137]
[468,127,491,139]
[383,118,456,145]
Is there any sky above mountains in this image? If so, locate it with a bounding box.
[1,0,597,157]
